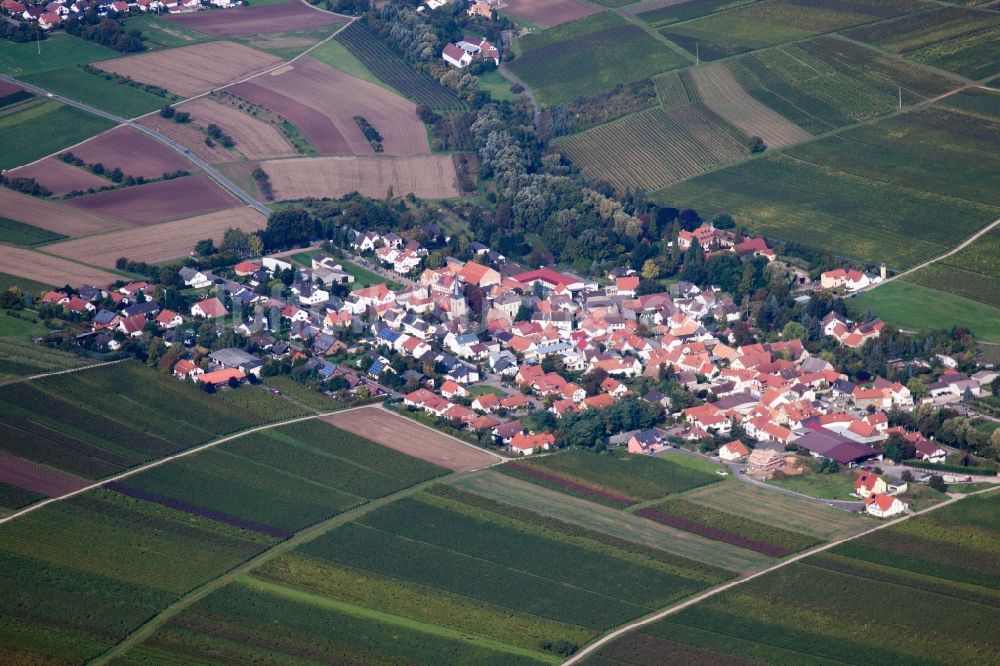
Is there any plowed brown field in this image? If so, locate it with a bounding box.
[501,0,600,27]
[165,1,342,38]
[6,158,109,196]
[0,247,120,287]
[263,155,460,200]
[65,175,239,225]
[67,126,192,178]
[322,407,502,472]
[93,42,282,97]
[0,188,119,236]
[248,57,430,156]
[138,115,236,163]
[0,452,89,497]
[46,207,267,268]
[180,97,295,160]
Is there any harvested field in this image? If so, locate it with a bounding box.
[138,114,235,163]
[5,158,109,196]
[692,61,811,148]
[0,188,118,237]
[501,0,601,28]
[321,407,501,472]
[0,247,120,287]
[227,81,349,154]
[247,57,430,156]
[164,1,341,38]
[93,41,282,97]
[0,451,89,497]
[0,80,22,97]
[263,155,460,200]
[179,97,295,160]
[46,207,267,268]
[65,175,239,226]
[67,126,191,179]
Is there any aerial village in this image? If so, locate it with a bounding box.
[23,219,999,521]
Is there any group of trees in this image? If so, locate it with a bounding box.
[64,14,143,52]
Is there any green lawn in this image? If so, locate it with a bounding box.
[851,281,1000,343]
[0,97,116,170]
[0,217,67,247]
[239,22,347,60]
[467,385,506,397]
[478,69,521,102]
[0,33,119,76]
[308,38,397,92]
[22,66,177,118]
[291,250,401,290]
[766,470,856,500]
[0,311,47,338]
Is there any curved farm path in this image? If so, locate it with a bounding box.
[856,215,1000,294]
[0,402,386,527]
[563,485,1000,666]
[499,63,540,127]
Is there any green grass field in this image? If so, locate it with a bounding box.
[510,13,690,104]
[585,491,1000,665]
[844,6,1000,80]
[0,33,120,76]
[0,312,47,338]
[654,105,1000,271]
[238,21,347,59]
[122,14,214,50]
[0,95,116,170]
[659,0,931,61]
[902,226,1000,309]
[0,271,53,294]
[306,36,388,87]
[0,217,67,246]
[850,281,1000,343]
[21,65,179,118]
[726,37,960,134]
[765,468,857,500]
[477,69,521,102]
[448,471,772,572]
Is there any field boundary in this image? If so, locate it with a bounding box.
[562,484,1000,665]
[0,401,377,526]
[90,469,481,664]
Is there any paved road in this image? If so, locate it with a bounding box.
[0,73,271,217]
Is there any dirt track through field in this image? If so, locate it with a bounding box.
[0,246,120,287]
[46,207,267,268]
[6,158,109,196]
[321,407,502,472]
[180,98,296,160]
[264,155,460,200]
[66,174,239,226]
[0,187,119,237]
[692,62,812,148]
[251,57,430,156]
[67,126,193,179]
[93,42,283,97]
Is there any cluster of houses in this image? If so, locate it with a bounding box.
[442,36,500,68]
[0,0,234,29]
[820,266,885,293]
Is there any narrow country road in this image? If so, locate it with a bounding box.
[0,73,271,216]
[562,485,999,665]
[498,63,540,127]
[0,403,377,526]
[856,215,1000,294]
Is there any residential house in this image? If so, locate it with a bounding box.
[865,493,907,518]
[853,472,888,498]
[191,297,228,319]
[719,440,749,461]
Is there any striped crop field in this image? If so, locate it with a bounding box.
[556,104,750,190]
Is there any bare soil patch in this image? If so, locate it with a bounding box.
[249,57,430,156]
[0,451,89,497]
[322,406,501,472]
[180,97,295,160]
[6,158,109,196]
[67,126,192,179]
[138,114,236,163]
[0,246,120,287]
[264,155,460,200]
[0,81,23,97]
[47,206,266,268]
[93,41,282,97]
[165,1,341,38]
[0,188,119,237]
[227,81,349,154]
[501,0,600,28]
[693,62,812,148]
[65,175,239,226]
